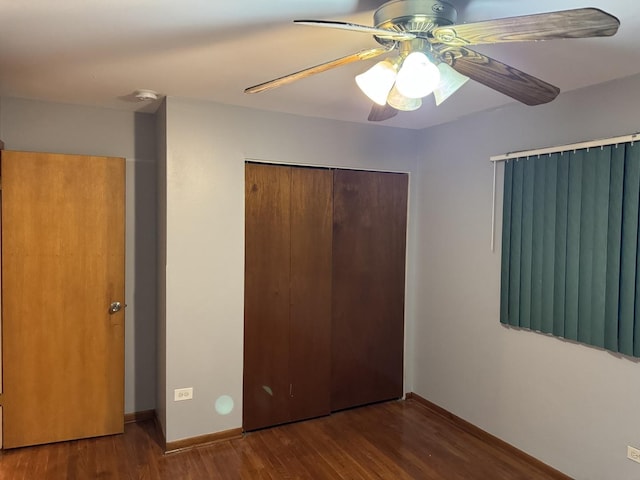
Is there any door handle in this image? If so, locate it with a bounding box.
[109,301,126,314]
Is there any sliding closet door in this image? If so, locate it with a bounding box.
[289,167,332,422]
[244,164,332,431]
[244,164,292,430]
[331,170,408,411]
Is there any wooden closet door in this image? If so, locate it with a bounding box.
[289,167,332,422]
[2,151,125,448]
[331,169,408,411]
[244,164,332,431]
[244,163,292,431]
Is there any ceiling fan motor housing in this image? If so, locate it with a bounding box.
[374,0,457,40]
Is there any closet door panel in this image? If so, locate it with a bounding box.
[289,168,333,422]
[331,170,408,411]
[244,163,292,431]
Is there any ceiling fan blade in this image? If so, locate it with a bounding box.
[432,8,619,46]
[245,47,390,94]
[368,103,399,122]
[294,19,416,41]
[435,45,559,106]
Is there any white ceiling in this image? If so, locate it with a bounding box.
[1,0,639,130]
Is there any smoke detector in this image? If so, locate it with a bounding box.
[134,89,158,101]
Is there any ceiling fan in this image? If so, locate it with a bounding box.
[244,0,619,122]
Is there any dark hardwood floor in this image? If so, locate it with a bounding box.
[0,398,567,479]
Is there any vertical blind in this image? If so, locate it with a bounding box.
[500,141,640,357]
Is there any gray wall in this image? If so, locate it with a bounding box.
[0,97,158,414]
[413,73,640,480]
[159,97,420,442]
[155,99,168,436]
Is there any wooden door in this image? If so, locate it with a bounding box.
[331,169,408,411]
[244,164,332,431]
[1,151,125,448]
[244,163,292,431]
[289,167,332,423]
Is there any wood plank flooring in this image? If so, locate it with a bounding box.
[0,398,567,479]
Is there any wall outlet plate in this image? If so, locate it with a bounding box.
[174,387,193,401]
[627,446,640,464]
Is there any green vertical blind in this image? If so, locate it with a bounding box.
[500,142,640,357]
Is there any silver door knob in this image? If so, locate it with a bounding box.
[109,301,124,314]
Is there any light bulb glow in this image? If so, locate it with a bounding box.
[395,52,441,99]
[355,60,397,105]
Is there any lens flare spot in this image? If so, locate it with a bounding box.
[215,395,234,415]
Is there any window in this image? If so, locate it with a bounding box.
[500,142,640,357]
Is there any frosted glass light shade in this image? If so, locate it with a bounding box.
[387,85,422,111]
[395,52,441,99]
[434,63,470,106]
[355,60,397,106]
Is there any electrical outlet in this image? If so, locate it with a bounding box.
[627,446,640,464]
[174,387,193,401]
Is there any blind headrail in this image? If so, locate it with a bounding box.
[490,132,640,162]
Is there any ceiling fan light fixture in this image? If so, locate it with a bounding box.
[245,4,620,121]
[355,59,398,105]
[395,51,440,99]
[433,63,469,106]
[387,85,422,111]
